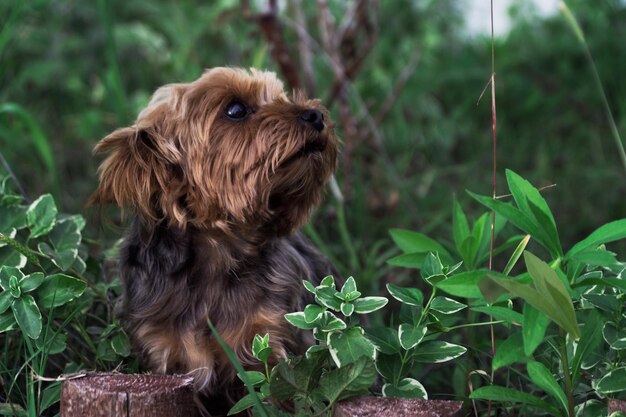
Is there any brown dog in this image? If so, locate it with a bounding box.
[91,68,337,414]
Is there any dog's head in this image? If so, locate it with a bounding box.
[91,68,337,235]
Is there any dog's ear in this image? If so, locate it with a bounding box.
[89,123,188,226]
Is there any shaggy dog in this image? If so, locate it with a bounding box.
[91,67,338,414]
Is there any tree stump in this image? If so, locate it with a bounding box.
[61,373,198,417]
[609,399,626,414]
[333,397,463,417]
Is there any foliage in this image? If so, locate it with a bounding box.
[1,0,626,415]
[226,170,626,416]
[0,178,133,417]
[387,171,626,416]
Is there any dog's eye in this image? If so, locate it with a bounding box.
[225,101,248,120]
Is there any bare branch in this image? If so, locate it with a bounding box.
[254,0,301,90]
[292,0,316,96]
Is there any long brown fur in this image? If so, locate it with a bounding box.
[91,68,338,415]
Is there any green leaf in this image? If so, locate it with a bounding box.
[506,170,559,246]
[459,236,477,269]
[387,252,427,269]
[375,353,403,384]
[522,303,550,356]
[11,295,42,339]
[503,234,531,276]
[315,286,342,310]
[528,201,562,257]
[386,283,423,306]
[36,274,86,309]
[328,327,376,367]
[0,232,38,266]
[398,324,427,350]
[341,302,355,316]
[527,361,568,412]
[596,367,626,394]
[382,378,428,399]
[303,304,325,323]
[482,273,578,340]
[341,277,357,295]
[305,344,327,359]
[430,297,466,314]
[111,331,131,357]
[435,270,489,299]
[0,205,27,232]
[36,332,67,355]
[318,311,346,333]
[270,352,326,401]
[0,246,26,269]
[584,294,620,312]
[0,312,16,333]
[365,327,401,354]
[238,371,266,387]
[469,386,560,415]
[19,272,44,293]
[252,334,265,357]
[569,248,618,267]
[413,341,466,363]
[493,333,526,370]
[303,280,316,294]
[0,266,24,290]
[255,347,272,363]
[471,305,523,324]
[421,252,444,280]
[571,311,603,384]
[26,194,57,238]
[389,229,452,262]
[524,252,580,339]
[567,219,626,259]
[452,197,470,255]
[0,228,16,247]
[0,292,11,314]
[318,357,376,403]
[9,275,20,298]
[44,218,82,270]
[284,312,316,330]
[603,322,626,350]
[228,393,257,415]
[319,275,336,288]
[39,382,61,414]
[468,191,557,258]
[352,296,388,314]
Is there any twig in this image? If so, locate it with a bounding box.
[325,1,378,107]
[255,0,301,90]
[487,2,497,416]
[494,183,557,200]
[292,0,316,96]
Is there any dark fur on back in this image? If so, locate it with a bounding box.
[119,219,334,414]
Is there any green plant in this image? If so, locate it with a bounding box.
[384,169,626,416]
[224,276,384,416]
[0,177,132,417]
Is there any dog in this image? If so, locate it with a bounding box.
[90,67,338,414]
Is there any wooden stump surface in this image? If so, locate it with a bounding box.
[333,397,463,417]
[61,373,198,417]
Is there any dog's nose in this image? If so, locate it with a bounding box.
[300,109,324,132]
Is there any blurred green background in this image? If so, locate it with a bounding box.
[1,0,625,288]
